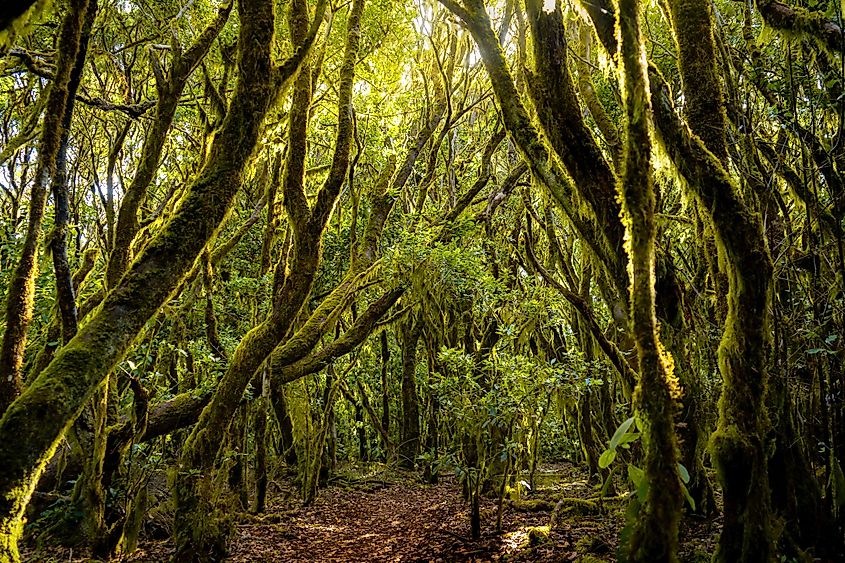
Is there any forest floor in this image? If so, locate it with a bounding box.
[25,462,719,562]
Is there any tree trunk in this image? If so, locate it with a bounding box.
[399,316,422,469]
[380,331,391,460]
[271,385,298,468]
[0,0,91,416]
[0,0,277,558]
[252,369,269,514]
[616,2,683,559]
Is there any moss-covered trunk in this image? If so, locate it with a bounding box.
[523,0,627,299]
[658,0,776,559]
[73,381,109,552]
[615,2,683,559]
[0,0,276,558]
[0,0,90,417]
[271,386,298,468]
[252,370,269,514]
[650,50,775,563]
[576,388,599,479]
[380,331,391,460]
[768,368,842,557]
[399,316,422,469]
[49,0,97,344]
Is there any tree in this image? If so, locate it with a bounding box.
[1,0,844,560]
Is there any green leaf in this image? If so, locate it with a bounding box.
[599,465,617,497]
[681,483,696,511]
[609,416,636,450]
[599,448,616,469]
[636,476,649,502]
[627,463,644,488]
[617,432,640,447]
[678,463,690,484]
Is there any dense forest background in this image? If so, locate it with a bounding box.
[0,0,844,561]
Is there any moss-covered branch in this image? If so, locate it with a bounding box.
[105,2,233,288]
[523,230,637,396]
[0,0,276,557]
[524,0,627,296]
[0,0,90,418]
[666,0,727,160]
[478,161,528,223]
[273,288,403,385]
[756,0,845,54]
[280,0,315,232]
[436,0,619,302]
[442,127,505,225]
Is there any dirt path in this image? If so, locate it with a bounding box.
[28,463,717,562]
[232,482,480,562]
[225,477,582,562]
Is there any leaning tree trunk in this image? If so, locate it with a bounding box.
[0,0,90,416]
[0,0,280,558]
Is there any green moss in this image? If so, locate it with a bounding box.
[0,516,23,562]
[0,0,52,50]
[509,498,556,512]
[527,525,550,545]
[172,468,232,563]
[0,0,277,557]
[576,535,612,556]
[666,0,727,159]
[578,556,609,563]
[756,0,844,57]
